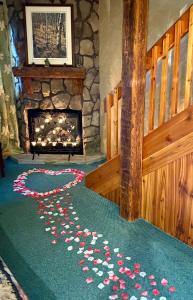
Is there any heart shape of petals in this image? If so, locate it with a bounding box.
[13,168,85,198]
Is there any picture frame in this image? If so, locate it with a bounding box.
[25,5,73,65]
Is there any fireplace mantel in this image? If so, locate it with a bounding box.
[12,66,86,79]
[12,66,86,96]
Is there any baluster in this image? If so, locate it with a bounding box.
[171,20,182,117]
[159,34,170,125]
[184,6,193,108]
[148,46,159,132]
[106,94,113,160]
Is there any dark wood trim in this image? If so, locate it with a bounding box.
[120,0,148,221]
[12,66,85,79]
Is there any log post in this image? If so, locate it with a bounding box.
[120,0,148,220]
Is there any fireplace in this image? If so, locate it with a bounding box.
[28,109,83,155]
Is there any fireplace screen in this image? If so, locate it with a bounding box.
[28,109,83,155]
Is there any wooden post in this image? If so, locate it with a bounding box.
[120,0,148,220]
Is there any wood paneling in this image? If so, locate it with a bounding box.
[142,152,193,247]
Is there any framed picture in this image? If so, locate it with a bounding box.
[25,5,73,65]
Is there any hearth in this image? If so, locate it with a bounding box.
[28,109,83,156]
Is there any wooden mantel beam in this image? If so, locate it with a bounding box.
[120,0,148,220]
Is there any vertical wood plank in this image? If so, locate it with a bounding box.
[106,94,113,160]
[113,88,119,156]
[148,46,159,132]
[171,21,182,117]
[120,0,148,220]
[118,98,122,154]
[184,6,193,108]
[159,34,170,125]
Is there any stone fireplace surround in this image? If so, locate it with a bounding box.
[13,66,99,155]
[8,0,100,155]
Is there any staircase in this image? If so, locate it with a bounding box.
[86,5,193,247]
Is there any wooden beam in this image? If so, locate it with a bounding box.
[120,0,148,220]
[12,66,86,79]
[184,6,193,108]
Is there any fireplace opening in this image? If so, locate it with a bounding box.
[28,109,83,155]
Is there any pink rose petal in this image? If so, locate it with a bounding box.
[117,260,124,266]
[141,291,148,296]
[82,266,89,272]
[112,286,119,291]
[51,240,57,244]
[152,289,160,296]
[121,293,129,300]
[168,286,176,293]
[109,294,118,300]
[150,281,157,286]
[86,277,93,284]
[135,283,142,289]
[161,278,168,286]
[103,278,110,285]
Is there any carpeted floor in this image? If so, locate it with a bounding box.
[0,158,193,300]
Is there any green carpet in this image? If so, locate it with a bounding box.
[0,159,193,300]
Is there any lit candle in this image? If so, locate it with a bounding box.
[35,128,40,133]
[63,142,67,147]
[31,141,36,146]
[52,142,57,146]
[72,142,77,147]
[53,130,56,134]
[41,142,46,147]
[45,118,50,123]
[58,119,63,124]
[40,125,45,129]
[38,137,41,142]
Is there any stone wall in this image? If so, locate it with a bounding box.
[7,0,100,155]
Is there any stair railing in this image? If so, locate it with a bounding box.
[104,4,193,159]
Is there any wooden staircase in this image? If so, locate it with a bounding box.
[86,5,193,247]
